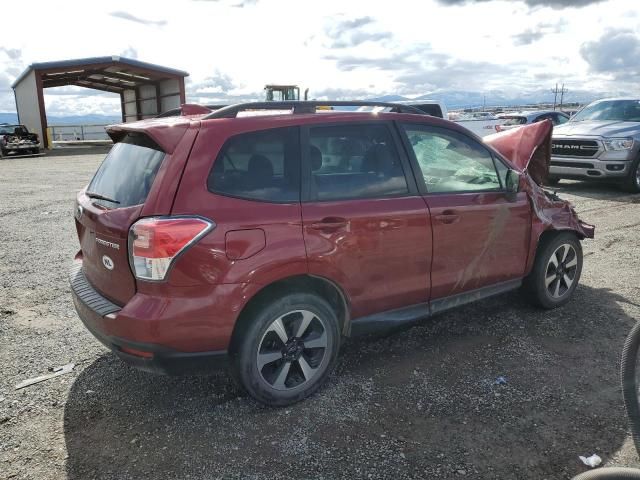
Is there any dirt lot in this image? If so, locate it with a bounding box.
[1,150,639,480]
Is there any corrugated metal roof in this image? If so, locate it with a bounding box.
[11,56,188,88]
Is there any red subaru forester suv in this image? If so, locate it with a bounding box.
[71,101,594,406]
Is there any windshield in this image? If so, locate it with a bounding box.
[571,100,640,122]
[0,125,25,135]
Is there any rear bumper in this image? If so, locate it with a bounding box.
[550,156,631,181]
[70,261,228,375]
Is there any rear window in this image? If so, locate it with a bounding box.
[501,116,527,126]
[309,123,408,201]
[208,126,300,203]
[87,135,165,208]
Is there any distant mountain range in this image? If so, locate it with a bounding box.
[369,89,604,109]
[0,89,611,125]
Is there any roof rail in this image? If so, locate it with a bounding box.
[203,101,425,119]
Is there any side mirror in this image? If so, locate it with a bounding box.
[505,169,520,194]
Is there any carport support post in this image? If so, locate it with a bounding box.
[155,83,162,116]
[179,80,186,105]
[35,72,49,149]
[120,92,126,123]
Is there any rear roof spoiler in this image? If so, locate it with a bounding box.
[106,118,191,154]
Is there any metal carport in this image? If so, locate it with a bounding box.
[11,56,188,148]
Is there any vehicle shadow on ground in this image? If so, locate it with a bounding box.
[553,180,639,202]
[64,285,639,479]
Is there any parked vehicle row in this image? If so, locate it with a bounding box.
[70,100,594,405]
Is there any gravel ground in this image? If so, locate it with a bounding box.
[1,150,639,480]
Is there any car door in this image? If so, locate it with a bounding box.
[399,123,531,303]
[301,122,432,320]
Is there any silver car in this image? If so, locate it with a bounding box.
[496,110,569,132]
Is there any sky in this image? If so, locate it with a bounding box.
[0,0,638,117]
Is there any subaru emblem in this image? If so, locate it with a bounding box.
[102,255,114,271]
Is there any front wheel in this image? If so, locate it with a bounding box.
[231,293,340,406]
[523,232,583,309]
[622,157,640,193]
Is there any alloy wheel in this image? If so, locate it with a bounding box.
[545,243,578,299]
[257,310,329,391]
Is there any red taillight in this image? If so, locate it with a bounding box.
[495,125,503,132]
[129,216,214,281]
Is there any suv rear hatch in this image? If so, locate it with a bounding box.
[74,120,194,305]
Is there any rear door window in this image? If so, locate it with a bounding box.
[87,134,165,208]
[308,123,409,201]
[208,126,300,202]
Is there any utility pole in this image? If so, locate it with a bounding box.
[551,83,568,111]
[559,83,568,112]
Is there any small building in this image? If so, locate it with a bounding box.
[11,56,189,147]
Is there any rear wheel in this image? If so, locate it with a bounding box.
[231,292,340,406]
[523,232,583,309]
[622,157,640,193]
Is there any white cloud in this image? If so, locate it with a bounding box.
[0,0,638,117]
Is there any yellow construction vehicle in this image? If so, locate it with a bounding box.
[264,84,309,102]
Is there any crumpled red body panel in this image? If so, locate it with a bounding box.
[482,120,594,274]
[484,120,552,186]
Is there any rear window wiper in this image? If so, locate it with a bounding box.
[85,191,120,204]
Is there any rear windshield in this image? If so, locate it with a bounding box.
[87,135,165,208]
[500,116,527,126]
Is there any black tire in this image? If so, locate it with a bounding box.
[572,467,640,480]
[546,177,561,186]
[231,292,340,406]
[0,148,6,158]
[523,231,583,309]
[32,148,39,155]
[622,157,640,193]
[621,321,640,456]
